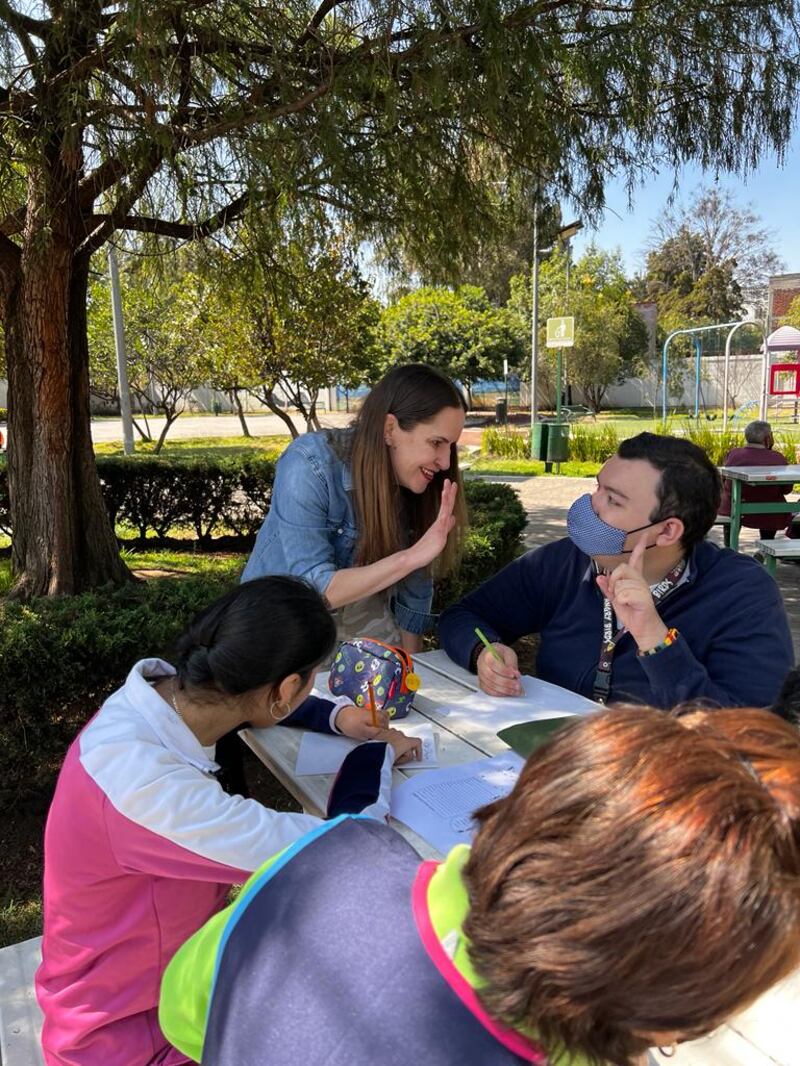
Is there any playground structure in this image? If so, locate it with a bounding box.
[660,321,800,425]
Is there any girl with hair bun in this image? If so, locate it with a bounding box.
[243,364,469,651]
[36,576,417,1066]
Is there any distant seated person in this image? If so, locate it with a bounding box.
[159,705,800,1066]
[719,419,796,544]
[439,432,792,708]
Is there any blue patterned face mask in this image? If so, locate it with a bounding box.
[566,493,664,557]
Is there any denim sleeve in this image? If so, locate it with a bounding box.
[244,443,341,595]
[391,566,436,635]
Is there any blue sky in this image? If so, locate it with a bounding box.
[569,133,800,279]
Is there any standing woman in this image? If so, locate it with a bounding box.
[242,364,469,651]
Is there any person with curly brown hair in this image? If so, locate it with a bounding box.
[160,704,800,1066]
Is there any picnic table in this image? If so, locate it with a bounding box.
[718,464,800,551]
[242,649,799,1066]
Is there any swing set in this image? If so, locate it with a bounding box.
[660,319,768,426]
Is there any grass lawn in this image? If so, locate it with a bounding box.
[94,433,291,461]
[468,458,601,477]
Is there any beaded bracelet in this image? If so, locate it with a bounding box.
[638,627,679,657]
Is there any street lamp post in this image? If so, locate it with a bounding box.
[528,206,583,454]
[530,205,540,432]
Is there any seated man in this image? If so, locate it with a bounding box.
[719,419,795,543]
[439,432,793,708]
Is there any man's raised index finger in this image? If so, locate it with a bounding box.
[629,536,647,570]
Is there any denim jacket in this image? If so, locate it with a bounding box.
[241,430,436,635]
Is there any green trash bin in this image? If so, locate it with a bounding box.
[530,422,549,460]
[546,422,570,463]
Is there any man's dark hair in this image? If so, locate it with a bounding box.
[617,432,721,549]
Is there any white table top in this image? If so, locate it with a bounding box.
[719,464,800,483]
[241,649,799,1066]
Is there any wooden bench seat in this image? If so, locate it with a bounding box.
[0,936,44,1065]
[755,538,800,576]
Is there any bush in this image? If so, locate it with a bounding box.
[482,424,620,465]
[679,423,742,466]
[0,478,527,801]
[0,455,276,544]
[435,481,527,608]
[0,575,235,801]
[567,424,619,463]
[481,426,529,460]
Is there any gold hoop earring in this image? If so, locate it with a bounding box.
[269,700,292,722]
[657,1045,677,1058]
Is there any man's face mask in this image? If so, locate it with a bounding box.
[566,493,665,557]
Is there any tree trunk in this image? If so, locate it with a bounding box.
[5,181,130,598]
[231,389,251,436]
[249,388,300,438]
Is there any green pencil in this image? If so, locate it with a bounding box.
[474,626,504,664]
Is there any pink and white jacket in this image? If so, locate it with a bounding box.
[35,658,392,1065]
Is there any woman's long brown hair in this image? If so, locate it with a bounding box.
[349,364,468,574]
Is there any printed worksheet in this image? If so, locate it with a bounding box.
[390,752,525,853]
[434,674,596,732]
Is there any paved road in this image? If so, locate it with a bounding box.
[89,411,354,443]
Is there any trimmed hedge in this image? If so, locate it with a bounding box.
[0,478,526,800]
[0,575,235,799]
[0,455,276,544]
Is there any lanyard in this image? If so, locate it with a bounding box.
[592,557,687,704]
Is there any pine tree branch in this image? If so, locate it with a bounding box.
[88,192,249,242]
[0,0,42,66]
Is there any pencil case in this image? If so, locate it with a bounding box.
[328,637,420,720]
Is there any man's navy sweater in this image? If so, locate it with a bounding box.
[438,538,793,709]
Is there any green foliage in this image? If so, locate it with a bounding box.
[508,244,648,413]
[0,456,276,543]
[639,186,784,322]
[482,424,621,465]
[679,423,745,466]
[222,227,381,436]
[0,479,526,800]
[0,899,42,950]
[88,257,218,451]
[0,575,236,798]
[481,427,530,460]
[435,482,527,608]
[469,458,602,477]
[380,286,524,405]
[94,435,290,462]
[567,425,621,464]
[782,294,800,331]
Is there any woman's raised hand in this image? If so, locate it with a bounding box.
[408,479,458,570]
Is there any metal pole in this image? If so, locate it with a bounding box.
[107,244,135,455]
[760,336,770,420]
[722,321,765,430]
[530,204,539,429]
[694,337,702,419]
